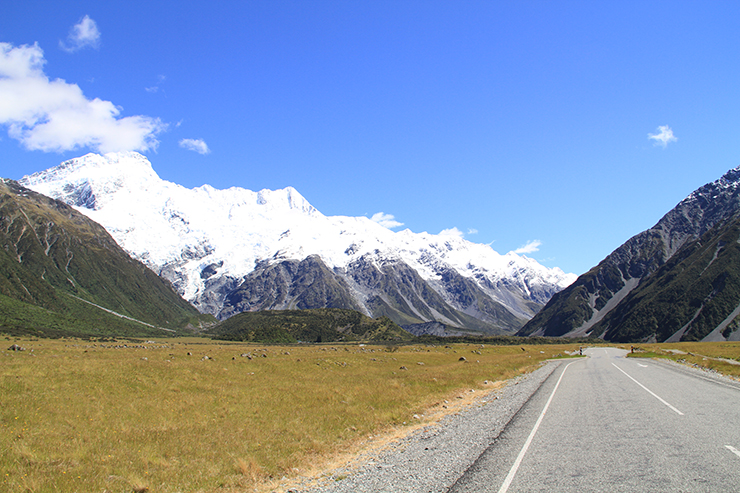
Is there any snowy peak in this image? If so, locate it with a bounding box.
[20,152,576,334]
[22,152,160,210]
[677,166,740,208]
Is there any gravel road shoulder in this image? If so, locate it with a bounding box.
[288,359,566,493]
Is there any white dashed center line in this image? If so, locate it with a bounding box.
[612,363,684,416]
[726,445,740,459]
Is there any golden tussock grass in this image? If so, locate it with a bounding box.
[0,337,581,492]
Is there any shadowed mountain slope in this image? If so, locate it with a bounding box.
[518,165,740,342]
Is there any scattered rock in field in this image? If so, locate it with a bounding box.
[7,344,25,351]
[458,356,467,362]
[400,366,408,370]
[261,353,267,358]
[141,357,148,361]
[417,362,425,365]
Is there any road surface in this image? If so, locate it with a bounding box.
[449,347,740,492]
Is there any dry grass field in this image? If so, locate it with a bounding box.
[0,337,582,492]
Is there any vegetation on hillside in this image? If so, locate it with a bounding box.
[0,179,212,338]
[593,213,740,342]
[209,308,415,342]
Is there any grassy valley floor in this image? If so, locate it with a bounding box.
[1,337,583,492]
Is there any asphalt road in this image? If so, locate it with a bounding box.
[448,348,740,492]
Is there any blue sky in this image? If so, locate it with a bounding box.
[2,1,739,276]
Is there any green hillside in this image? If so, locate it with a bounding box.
[0,179,212,338]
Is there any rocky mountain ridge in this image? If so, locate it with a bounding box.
[518,164,740,342]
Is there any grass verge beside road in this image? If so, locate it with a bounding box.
[1,337,579,493]
[626,342,740,379]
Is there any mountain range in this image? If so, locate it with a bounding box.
[518,165,740,342]
[20,152,576,335]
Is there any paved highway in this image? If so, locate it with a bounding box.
[449,348,740,492]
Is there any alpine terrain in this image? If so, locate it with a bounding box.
[0,178,207,338]
[518,165,740,342]
[20,152,576,334]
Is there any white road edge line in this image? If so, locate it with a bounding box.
[498,360,578,493]
[612,363,684,416]
[726,445,740,459]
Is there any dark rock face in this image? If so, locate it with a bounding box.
[401,322,465,337]
[217,255,361,320]
[519,165,740,342]
[213,253,527,334]
[200,261,223,279]
[62,181,97,209]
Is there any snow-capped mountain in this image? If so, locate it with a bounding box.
[21,152,576,334]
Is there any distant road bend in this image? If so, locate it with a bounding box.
[450,348,740,492]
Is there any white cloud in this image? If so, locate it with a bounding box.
[179,138,210,155]
[60,15,101,52]
[0,42,165,153]
[439,227,464,238]
[648,125,678,148]
[145,75,166,93]
[371,212,403,229]
[513,240,542,255]
[467,228,478,235]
